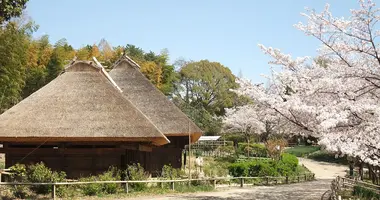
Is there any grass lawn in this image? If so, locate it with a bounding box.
[284,146,320,157]
[285,146,348,165]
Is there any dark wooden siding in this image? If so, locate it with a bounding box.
[2,137,188,178]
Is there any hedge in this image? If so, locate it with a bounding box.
[228,153,299,177]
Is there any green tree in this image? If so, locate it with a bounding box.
[22,35,53,98]
[0,22,33,113]
[176,60,238,116]
[46,39,75,82]
[0,0,28,23]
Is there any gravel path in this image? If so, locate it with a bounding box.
[122,158,347,200]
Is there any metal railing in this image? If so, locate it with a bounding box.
[0,173,315,199]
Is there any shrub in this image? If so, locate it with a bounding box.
[80,167,122,196]
[228,154,301,177]
[80,176,102,196]
[26,162,66,195]
[160,164,184,179]
[266,138,288,160]
[238,143,267,157]
[203,158,229,178]
[98,167,121,194]
[228,162,249,177]
[8,164,29,199]
[217,145,235,155]
[125,163,149,191]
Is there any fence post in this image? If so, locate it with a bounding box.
[52,184,56,200]
[160,182,164,189]
[286,176,289,184]
[171,181,175,191]
[125,182,129,193]
[304,174,307,181]
[240,178,244,187]
[266,177,269,185]
[297,176,300,183]
[212,179,216,189]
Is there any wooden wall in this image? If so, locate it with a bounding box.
[1,137,189,178]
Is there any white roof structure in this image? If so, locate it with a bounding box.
[198,136,221,141]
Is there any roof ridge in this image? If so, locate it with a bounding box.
[94,57,171,145]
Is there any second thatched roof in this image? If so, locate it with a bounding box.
[109,56,202,143]
[0,61,169,146]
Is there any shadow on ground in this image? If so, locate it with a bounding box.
[174,180,331,200]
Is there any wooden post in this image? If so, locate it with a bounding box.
[52,184,56,200]
[125,182,129,193]
[213,179,216,189]
[266,177,269,185]
[171,181,175,191]
[188,122,191,186]
[160,182,164,189]
[285,176,289,184]
[304,174,307,181]
[297,176,300,183]
[240,178,244,187]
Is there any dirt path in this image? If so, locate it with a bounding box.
[299,158,347,179]
[116,159,348,200]
[125,180,331,200]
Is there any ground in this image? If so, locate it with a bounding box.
[87,158,347,200]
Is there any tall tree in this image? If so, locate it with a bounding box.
[0,22,32,112]
[0,0,28,23]
[22,35,53,98]
[46,39,74,82]
[176,60,238,116]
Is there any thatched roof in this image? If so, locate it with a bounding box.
[109,56,202,143]
[0,61,169,146]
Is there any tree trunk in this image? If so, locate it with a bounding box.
[349,163,354,178]
[358,162,364,180]
[247,138,250,158]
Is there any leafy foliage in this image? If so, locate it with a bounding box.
[0,0,28,23]
[238,143,267,157]
[26,162,66,195]
[125,163,149,191]
[228,153,300,177]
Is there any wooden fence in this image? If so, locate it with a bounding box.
[0,173,315,200]
[336,176,380,193]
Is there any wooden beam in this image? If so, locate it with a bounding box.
[138,145,152,152]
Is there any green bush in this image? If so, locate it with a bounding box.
[98,167,121,194]
[8,164,29,199]
[238,143,267,157]
[125,163,149,191]
[79,167,122,196]
[161,164,184,179]
[80,176,102,196]
[228,154,301,177]
[26,162,66,195]
[307,150,348,165]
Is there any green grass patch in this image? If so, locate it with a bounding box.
[353,185,380,199]
[307,150,348,165]
[284,146,320,157]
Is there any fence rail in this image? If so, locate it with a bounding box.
[337,176,380,192]
[0,173,315,199]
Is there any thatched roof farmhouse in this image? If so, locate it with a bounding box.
[0,58,202,177]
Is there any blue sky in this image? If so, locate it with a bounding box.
[26,0,362,83]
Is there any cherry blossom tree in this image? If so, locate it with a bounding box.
[231,0,380,173]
